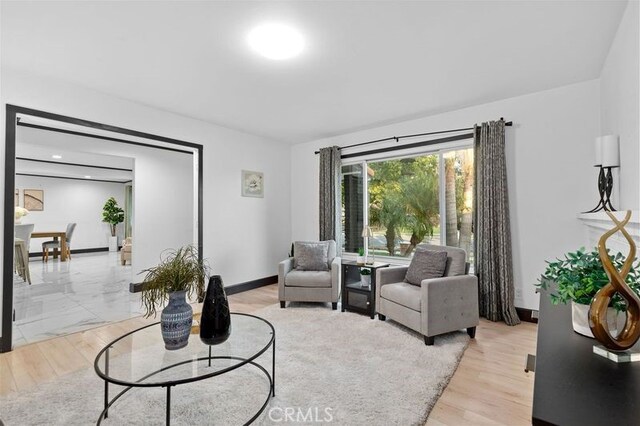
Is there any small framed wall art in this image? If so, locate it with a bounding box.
[24,189,44,211]
[241,170,264,198]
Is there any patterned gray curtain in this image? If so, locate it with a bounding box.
[319,146,341,242]
[474,121,520,326]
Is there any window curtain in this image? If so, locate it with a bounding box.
[474,121,520,326]
[319,146,341,243]
[124,185,133,238]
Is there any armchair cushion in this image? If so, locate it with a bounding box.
[294,241,330,271]
[417,244,467,276]
[405,249,447,285]
[285,270,332,288]
[380,282,421,311]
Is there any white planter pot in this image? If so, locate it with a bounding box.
[356,256,365,265]
[108,236,118,252]
[360,275,371,288]
[571,301,624,338]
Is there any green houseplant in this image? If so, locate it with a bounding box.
[102,197,124,237]
[538,247,640,337]
[141,245,208,350]
[360,268,372,288]
[357,248,365,265]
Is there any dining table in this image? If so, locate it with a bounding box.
[30,231,68,261]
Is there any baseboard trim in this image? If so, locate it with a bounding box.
[29,247,121,258]
[129,275,278,295]
[129,282,144,293]
[225,275,278,295]
[516,307,539,324]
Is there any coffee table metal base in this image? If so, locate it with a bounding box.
[95,315,276,426]
[97,354,274,425]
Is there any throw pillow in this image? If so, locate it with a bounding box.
[404,249,448,285]
[294,241,330,271]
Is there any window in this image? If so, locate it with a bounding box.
[340,146,474,262]
[341,163,364,253]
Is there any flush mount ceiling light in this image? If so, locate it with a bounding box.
[84,175,91,179]
[52,155,62,159]
[247,23,304,60]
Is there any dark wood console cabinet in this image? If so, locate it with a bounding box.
[532,287,640,425]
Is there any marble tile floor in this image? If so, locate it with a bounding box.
[11,251,141,347]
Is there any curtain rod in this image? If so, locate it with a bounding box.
[341,132,473,160]
[314,118,512,155]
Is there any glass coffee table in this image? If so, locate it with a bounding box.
[94,313,275,425]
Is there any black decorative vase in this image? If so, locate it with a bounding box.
[199,275,231,345]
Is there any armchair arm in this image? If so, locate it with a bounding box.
[375,266,408,314]
[420,275,479,337]
[278,257,294,300]
[331,257,341,302]
[376,266,408,286]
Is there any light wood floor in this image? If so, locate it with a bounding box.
[0,284,537,425]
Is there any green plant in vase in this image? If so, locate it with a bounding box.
[140,245,208,350]
[537,247,640,337]
[101,197,124,237]
[360,268,372,287]
[357,247,365,265]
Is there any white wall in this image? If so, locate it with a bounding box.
[133,148,195,274]
[0,69,292,343]
[291,80,600,310]
[600,0,639,212]
[15,175,126,253]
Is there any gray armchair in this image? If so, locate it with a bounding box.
[278,240,341,310]
[375,244,479,345]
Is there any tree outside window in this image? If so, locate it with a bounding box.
[342,146,474,262]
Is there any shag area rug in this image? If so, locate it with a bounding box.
[0,303,469,425]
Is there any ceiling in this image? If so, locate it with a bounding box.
[1,1,628,144]
[16,126,134,182]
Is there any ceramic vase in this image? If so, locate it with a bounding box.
[200,275,231,345]
[161,290,193,350]
[571,301,623,338]
[360,274,371,288]
[108,236,118,252]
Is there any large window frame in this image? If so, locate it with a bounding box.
[340,139,474,263]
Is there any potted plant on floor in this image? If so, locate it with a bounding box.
[537,247,640,337]
[141,245,208,350]
[102,197,124,252]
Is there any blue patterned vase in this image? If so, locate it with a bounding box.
[161,290,193,350]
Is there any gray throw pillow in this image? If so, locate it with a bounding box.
[404,249,448,285]
[294,241,330,271]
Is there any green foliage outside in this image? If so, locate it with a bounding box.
[537,247,640,311]
[368,153,471,256]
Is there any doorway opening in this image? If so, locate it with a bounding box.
[2,105,204,353]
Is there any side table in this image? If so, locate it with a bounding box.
[341,260,389,319]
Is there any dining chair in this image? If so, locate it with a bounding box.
[14,224,35,251]
[14,224,34,284]
[43,222,76,262]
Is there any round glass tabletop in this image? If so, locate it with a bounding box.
[94,313,274,387]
